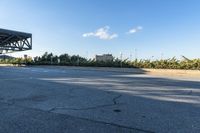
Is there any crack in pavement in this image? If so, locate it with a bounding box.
[0,97,154,133]
[48,94,123,112]
[113,94,122,104]
[48,103,123,112]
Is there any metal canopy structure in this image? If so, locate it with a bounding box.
[0,28,32,54]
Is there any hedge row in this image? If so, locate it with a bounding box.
[0,52,200,70]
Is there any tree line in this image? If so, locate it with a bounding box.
[0,52,200,70]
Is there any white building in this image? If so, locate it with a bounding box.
[95,54,113,62]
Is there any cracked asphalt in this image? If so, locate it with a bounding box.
[0,66,200,133]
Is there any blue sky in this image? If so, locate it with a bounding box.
[0,0,200,59]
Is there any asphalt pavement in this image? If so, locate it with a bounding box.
[0,66,200,133]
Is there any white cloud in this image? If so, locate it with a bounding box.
[128,26,143,34]
[82,26,118,40]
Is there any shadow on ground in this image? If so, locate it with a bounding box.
[0,66,200,133]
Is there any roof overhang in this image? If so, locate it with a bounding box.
[0,28,32,54]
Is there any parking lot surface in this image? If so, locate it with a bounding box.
[0,66,200,133]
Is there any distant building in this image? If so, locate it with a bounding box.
[95,54,113,62]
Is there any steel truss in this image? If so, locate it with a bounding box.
[0,28,32,54]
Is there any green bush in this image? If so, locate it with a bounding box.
[1,52,200,70]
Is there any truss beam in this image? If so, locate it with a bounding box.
[0,28,32,54]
